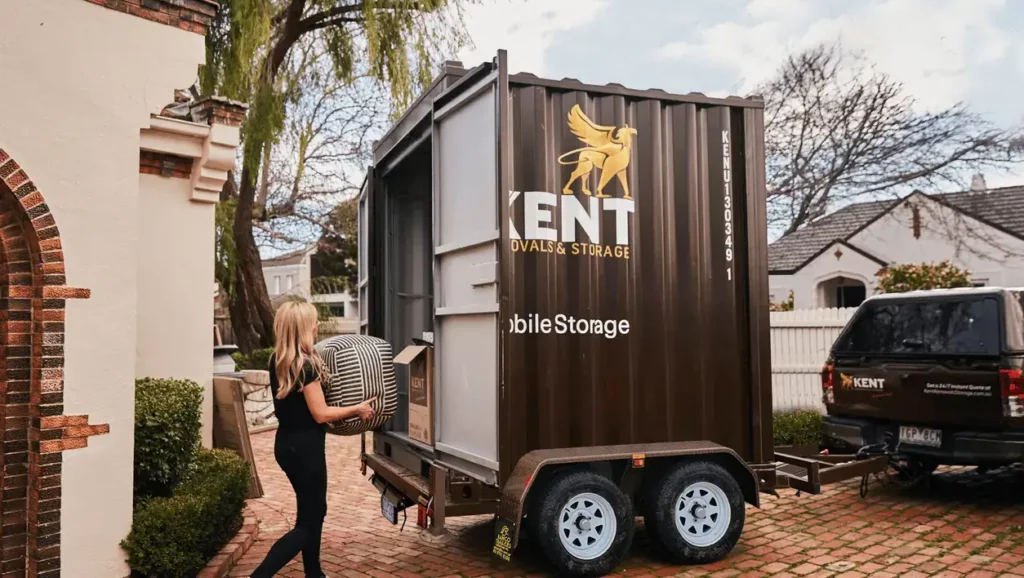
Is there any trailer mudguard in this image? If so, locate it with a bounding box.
[491,441,760,561]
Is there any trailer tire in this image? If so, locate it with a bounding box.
[643,461,744,564]
[533,470,634,577]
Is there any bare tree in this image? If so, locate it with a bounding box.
[254,38,391,255]
[759,42,1024,236]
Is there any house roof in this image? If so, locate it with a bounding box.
[768,185,1024,274]
[263,244,317,266]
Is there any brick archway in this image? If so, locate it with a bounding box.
[0,148,106,577]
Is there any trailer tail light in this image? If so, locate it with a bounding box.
[821,363,835,405]
[1000,368,1024,418]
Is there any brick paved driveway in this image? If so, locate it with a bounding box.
[229,431,1024,577]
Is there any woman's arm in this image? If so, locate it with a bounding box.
[302,380,376,424]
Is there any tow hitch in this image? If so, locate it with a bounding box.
[853,436,939,496]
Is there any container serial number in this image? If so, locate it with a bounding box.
[722,130,734,282]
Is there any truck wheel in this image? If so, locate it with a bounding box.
[644,461,744,564]
[533,470,634,577]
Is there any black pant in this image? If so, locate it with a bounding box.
[251,430,327,578]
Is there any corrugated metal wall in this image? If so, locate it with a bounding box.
[501,82,772,474]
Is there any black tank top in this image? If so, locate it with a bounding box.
[268,354,325,435]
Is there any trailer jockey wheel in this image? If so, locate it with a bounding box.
[643,461,745,564]
[533,470,634,577]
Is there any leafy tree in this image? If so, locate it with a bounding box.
[769,290,794,312]
[310,197,358,295]
[875,261,973,294]
[202,0,474,353]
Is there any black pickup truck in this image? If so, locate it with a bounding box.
[821,287,1024,475]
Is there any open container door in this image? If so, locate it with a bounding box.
[430,52,509,484]
[357,167,372,336]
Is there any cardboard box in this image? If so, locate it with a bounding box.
[394,343,434,445]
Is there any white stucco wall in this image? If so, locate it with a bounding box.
[771,242,883,309]
[264,260,310,299]
[771,194,1024,309]
[136,174,215,447]
[0,1,206,576]
[850,195,1024,287]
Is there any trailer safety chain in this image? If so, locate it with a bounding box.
[855,442,892,497]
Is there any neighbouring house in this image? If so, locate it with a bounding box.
[768,181,1024,310]
[262,244,360,335]
[0,1,244,575]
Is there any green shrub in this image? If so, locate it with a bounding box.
[232,347,274,371]
[773,410,824,447]
[122,449,250,578]
[134,378,204,501]
[875,260,972,293]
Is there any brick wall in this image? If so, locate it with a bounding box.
[139,151,192,179]
[189,97,248,127]
[83,0,218,35]
[0,148,103,578]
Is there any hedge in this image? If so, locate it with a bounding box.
[122,449,250,578]
[232,347,274,371]
[773,410,824,448]
[133,378,204,501]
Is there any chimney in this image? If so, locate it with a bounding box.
[970,173,987,193]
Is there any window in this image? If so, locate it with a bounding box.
[273,276,281,295]
[835,285,866,308]
[835,297,1001,356]
[286,275,294,291]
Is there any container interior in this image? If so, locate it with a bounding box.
[381,143,433,436]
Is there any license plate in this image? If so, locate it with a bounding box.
[899,426,942,448]
[381,494,398,525]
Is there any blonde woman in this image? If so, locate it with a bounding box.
[251,301,376,578]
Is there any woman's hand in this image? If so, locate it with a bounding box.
[354,397,377,421]
[303,382,379,424]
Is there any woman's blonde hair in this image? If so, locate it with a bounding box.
[273,301,327,399]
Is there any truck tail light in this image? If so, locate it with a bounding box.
[1000,368,1024,418]
[821,363,835,405]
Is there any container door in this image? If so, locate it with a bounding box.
[357,165,382,337]
[357,170,370,335]
[431,53,508,474]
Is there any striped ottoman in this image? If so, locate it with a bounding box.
[315,335,398,436]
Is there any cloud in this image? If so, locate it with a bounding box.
[657,0,1014,111]
[457,0,610,76]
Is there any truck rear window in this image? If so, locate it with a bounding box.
[835,297,1001,356]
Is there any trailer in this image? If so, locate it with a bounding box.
[355,50,886,576]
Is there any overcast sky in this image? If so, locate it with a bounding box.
[456,0,1024,189]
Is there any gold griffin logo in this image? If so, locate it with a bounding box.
[840,373,853,390]
[508,105,637,260]
[558,105,637,200]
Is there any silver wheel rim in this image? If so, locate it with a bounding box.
[673,481,731,547]
[557,492,617,560]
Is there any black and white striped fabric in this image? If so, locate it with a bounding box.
[314,335,398,436]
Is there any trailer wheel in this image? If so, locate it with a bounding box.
[644,461,744,564]
[533,470,634,577]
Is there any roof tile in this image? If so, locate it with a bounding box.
[767,185,1024,273]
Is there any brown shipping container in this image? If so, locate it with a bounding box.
[358,51,773,486]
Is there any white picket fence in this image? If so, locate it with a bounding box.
[770,307,857,413]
